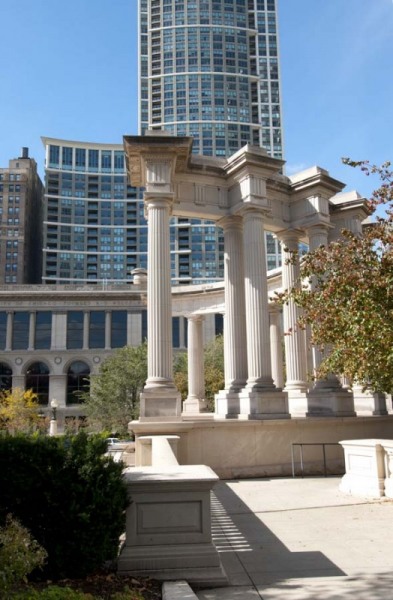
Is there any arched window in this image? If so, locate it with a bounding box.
[25,362,50,405]
[0,363,12,392]
[67,361,90,405]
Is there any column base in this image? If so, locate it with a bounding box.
[215,388,289,420]
[306,387,355,417]
[182,397,208,415]
[286,390,310,417]
[140,387,182,422]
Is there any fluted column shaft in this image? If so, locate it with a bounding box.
[242,208,274,389]
[307,225,329,379]
[145,196,175,388]
[28,312,35,350]
[105,311,111,350]
[280,231,307,391]
[221,216,247,390]
[83,312,89,350]
[186,315,205,401]
[270,308,284,389]
[6,312,12,351]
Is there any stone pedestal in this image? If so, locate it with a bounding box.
[118,465,227,587]
[381,441,393,498]
[339,439,386,498]
[307,375,355,417]
[353,384,388,416]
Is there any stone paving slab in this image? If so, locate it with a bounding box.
[195,477,393,600]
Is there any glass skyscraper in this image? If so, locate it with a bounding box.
[139,0,283,271]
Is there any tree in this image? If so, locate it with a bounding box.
[0,388,44,434]
[83,343,147,435]
[277,160,393,393]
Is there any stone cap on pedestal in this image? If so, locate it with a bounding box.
[123,464,219,484]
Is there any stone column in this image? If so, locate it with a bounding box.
[105,311,111,350]
[279,230,308,416]
[235,208,288,418]
[220,216,247,391]
[83,311,89,350]
[307,225,329,379]
[28,312,35,350]
[127,312,142,346]
[6,311,12,351]
[183,315,207,415]
[269,307,284,389]
[140,194,181,420]
[215,216,247,417]
[242,208,274,390]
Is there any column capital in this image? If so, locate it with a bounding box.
[305,223,332,238]
[217,213,243,232]
[276,228,303,246]
[237,204,270,222]
[186,313,205,323]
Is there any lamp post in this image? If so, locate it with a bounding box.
[49,398,59,436]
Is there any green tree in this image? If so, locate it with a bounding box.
[83,343,147,435]
[277,160,393,393]
[0,388,44,434]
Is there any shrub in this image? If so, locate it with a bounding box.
[0,514,47,595]
[0,432,128,580]
[12,587,95,599]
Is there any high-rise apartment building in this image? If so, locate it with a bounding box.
[41,138,146,284]
[42,138,222,284]
[0,148,43,284]
[139,0,283,270]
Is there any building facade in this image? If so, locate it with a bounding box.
[41,138,224,285]
[0,148,43,284]
[139,0,283,271]
[0,281,220,428]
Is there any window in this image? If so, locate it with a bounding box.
[89,311,105,348]
[111,311,127,348]
[35,311,52,350]
[67,361,90,405]
[0,312,6,350]
[12,312,29,350]
[0,363,12,392]
[25,362,50,405]
[67,311,84,349]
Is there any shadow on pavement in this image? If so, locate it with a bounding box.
[211,480,346,587]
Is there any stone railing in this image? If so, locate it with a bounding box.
[117,435,227,588]
[339,439,393,498]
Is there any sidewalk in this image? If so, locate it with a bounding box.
[196,477,393,600]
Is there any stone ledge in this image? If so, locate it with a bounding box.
[162,581,198,600]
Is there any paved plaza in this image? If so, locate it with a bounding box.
[196,477,393,600]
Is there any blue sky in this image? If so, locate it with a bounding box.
[0,0,392,199]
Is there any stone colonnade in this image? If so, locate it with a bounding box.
[124,134,377,422]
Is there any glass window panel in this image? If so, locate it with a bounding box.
[12,312,29,350]
[0,312,6,350]
[35,311,52,350]
[111,310,127,348]
[0,362,12,391]
[26,362,50,405]
[67,311,84,349]
[89,311,105,348]
[67,360,90,405]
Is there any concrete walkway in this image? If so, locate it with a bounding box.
[196,477,393,600]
